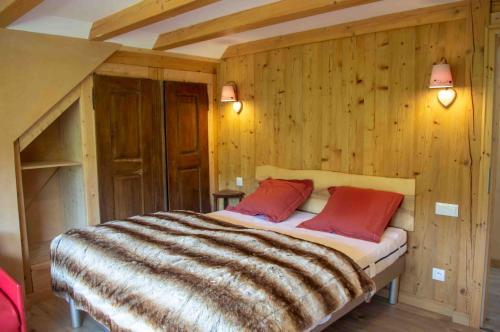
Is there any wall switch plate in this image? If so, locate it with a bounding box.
[435,202,459,217]
[432,268,446,282]
[236,177,243,187]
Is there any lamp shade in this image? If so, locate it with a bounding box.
[221,84,237,102]
[429,63,453,88]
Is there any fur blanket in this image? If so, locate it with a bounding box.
[51,211,374,332]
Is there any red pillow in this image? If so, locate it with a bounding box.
[227,178,313,222]
[298,186,403,242]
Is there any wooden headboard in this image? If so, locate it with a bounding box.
[255,165,416,231]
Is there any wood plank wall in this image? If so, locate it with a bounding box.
[217,18,479,320]
[492,0,500,12]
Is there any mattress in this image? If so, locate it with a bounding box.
[207,210,407,278]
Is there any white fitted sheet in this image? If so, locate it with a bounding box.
[207,210,407,277]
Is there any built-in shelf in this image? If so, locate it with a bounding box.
[21,160,81,170]
[29,240,51,266]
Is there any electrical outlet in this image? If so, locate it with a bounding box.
[236,177,243,187]
[432,268,445,282]
[435,202,459,217]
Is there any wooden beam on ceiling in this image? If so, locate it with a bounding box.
[222,1,467,58]
[0,0,43,27]
[89,0,220,41]
[105,46,219,74]
[153,0,379,50]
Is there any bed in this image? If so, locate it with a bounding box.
[51,165,415,331]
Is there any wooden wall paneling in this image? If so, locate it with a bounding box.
[358,34,376,176]
[488,36,500,270]
[269,49,286,170]
[285,46,305,170]
[400,21,437,307]
[236,55,256,194]
[59,102,82,162]
[79,76,100,225]
[441,20,471,320]
[483,30,500,327]
[216,16,492,324]
[302,43,323,170]
[341,37,360,174]
[392,28,416,178]
[225,57,243,193]
[325,39,350,172]
[373,31,391,176]
[217,59,230,189]
[59,167,86,230]
[492,0,500,12]
[254,51,273,169]
[466,0,491,327]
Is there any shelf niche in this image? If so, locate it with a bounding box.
[18,99,88,295]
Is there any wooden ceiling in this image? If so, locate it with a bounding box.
[1,0,465,59]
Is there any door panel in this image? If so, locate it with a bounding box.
[95,75,165,222]
[113,175,143,220]
[165,82,210,212]
[110,93,141,159]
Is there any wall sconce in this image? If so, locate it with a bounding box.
[429,58,456,108]
[221,81,242,113]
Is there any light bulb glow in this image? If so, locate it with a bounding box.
[232,101,242,113]
[437,89,456,108]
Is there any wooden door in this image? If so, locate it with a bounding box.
[94,75,165,222]
[165,82,210,212]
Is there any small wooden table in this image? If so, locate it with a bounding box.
[212,189,245,211]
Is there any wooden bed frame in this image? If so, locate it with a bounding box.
[68,165,415,331]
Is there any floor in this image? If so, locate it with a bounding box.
[27,295,480,332]
[483,267,500,331]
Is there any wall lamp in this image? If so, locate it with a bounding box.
[429,58,456,108]
[221,81,242,113]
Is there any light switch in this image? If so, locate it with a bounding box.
[432,268,446,282]
[236,177,243,187]
[435,202,459,217]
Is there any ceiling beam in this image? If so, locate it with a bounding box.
[153,0,379,50]
[222,1,467,58]
[105,46,219,74]
[0,0,43,27]
[89,0,221,41]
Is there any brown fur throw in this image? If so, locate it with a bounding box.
[51,211,374,332]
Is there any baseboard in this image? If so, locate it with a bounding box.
[491,258,500,268]
[452,311,470,326]
[399,291,454,317]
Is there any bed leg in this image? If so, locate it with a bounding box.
[69,298,82,328]
[388,277,400,305]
